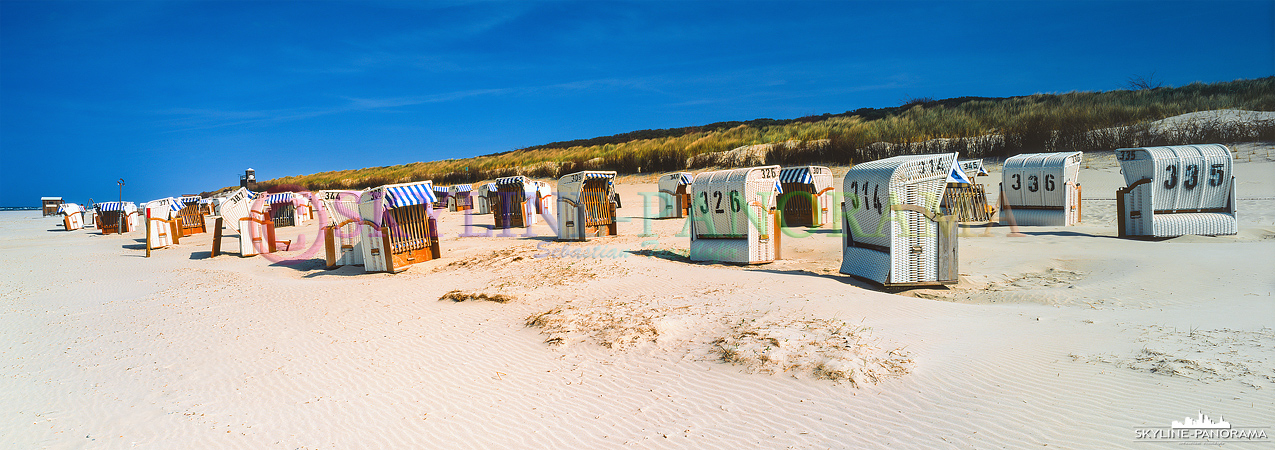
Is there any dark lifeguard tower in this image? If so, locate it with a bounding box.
[240,169,256,189]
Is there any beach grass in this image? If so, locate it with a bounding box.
[250,77,1275,193]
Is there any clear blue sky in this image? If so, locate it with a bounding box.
[2,0,1271,206]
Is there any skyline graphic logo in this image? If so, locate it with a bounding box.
[1134,411,1269,444]
[1172,412,1231,430]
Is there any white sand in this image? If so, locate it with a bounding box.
[3,149,1273,449]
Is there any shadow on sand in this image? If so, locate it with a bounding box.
[188,251,216,260]
[1020,230,1121,239]
[625,249,691,263]
[744,268,887,291]
[265,258,329,273]
[301,263,374,278]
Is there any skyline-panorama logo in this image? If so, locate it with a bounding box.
[1134,411,1270,444]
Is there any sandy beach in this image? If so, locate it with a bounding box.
[2,147,1273,449]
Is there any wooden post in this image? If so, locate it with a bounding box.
[428,217,441,260]
[145,216,152,258]
[211,217,223,257]
[937,213,959,283]
[170,218,180,245]
[772,209,782,260]
[324,226,336,268]
[1116,184,1127,238]
[381,229,394,273]
[1076,184,1083,224]
[810,193,818,227]
[266,222,277,253]
[608,203,618,236]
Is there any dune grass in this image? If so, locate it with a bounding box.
[254,77,1275,192]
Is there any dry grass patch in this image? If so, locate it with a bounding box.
[1071,326,1275,388]
[438,247,536,271]
[440,290,513,303]
[713,317,913,387]
[436,246,621,289]
[525,303,664,348]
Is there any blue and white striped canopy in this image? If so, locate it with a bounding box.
[432,185,450,193]
[584,172,613,179]
[452,184,473,192]
[774,181,784,195]
[385,183,437,208]
[679,173,693,184]
[96,201,123,212]
[246,191,258,200]
[57,203,81,214]
[946,165,972,184]
[180,196,201,204]
[495,176,528,185]
[486,183,498,192]
[779,167,813,185]
[266,192,293,204]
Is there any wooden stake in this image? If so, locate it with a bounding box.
[211,217,223,258]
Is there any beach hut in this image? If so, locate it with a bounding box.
[432,185,451,210]
[448,184,474,212]
[265,192,300,228]
[41,197,63,216]
[556,171,619,241]
[173,196,207,236]
[94,201,139,235]
[319,189,364,268]
[840,153,959,287]
[533,180,554,217]
[1116,144,1236,238]
[777,166,835,227]
[491,176,546,229]
[295,194,315,222]
[358,181,441,273]
[209,188,280,257]
[959,159,988,178]
[475,183,495,214]
[656,172,694,219]
[57,203,85,230]
[940,159,995,223]
[999,152,1083,226]
[688,166,783,264]
[143,197,184,251]
[198,198,216,216]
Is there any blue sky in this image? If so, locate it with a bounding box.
[2,0,1271,206]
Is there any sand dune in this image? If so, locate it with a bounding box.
[2,149,1273,449]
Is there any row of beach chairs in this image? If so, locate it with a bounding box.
[58,144,1237,288]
